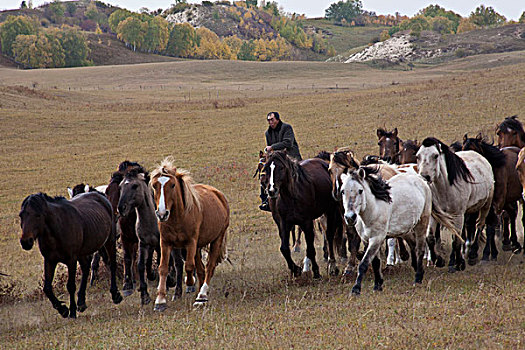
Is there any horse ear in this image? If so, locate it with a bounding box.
[393,128,398,137]
[84,184,90,192]
[67,187,73,198]
[259,150,264,158]
[377,129,384,138]
[476,133,482,140]
[340,172,348,183]
[463,133,468,142]
[357,167,366,179]
[138,173,145,181]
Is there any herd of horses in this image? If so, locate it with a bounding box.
[17,115,525,318]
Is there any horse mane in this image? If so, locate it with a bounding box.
[125,168,151,184]
[332,147,360,169]
[21,193,67,212]
[449,141,463,153]
[151,157,201,214]
[422,137,474,185]
[109,171,124,185]
[314,151,331,161]
[118,160,147,173]
[352,167,391,203]
[464,135,507,169]
[266,151,310,194]
[497,115,524,137]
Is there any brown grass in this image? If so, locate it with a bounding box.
[0,51,524,349]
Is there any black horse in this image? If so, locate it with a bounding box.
[19,192,123,318]
[261,151,341,278]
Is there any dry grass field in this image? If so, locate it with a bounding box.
[1,51,525,348]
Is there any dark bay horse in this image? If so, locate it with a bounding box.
[496,115,525,149]
[118,169,184,305]
[262,150,341,278]
[377,128,402,164]
[151,157,229,310]
[19,192,122,318]
[463,134,523,257]
[399,139,420,165]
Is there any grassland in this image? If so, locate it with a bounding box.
[1,51,524,348]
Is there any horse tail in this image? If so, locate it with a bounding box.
[431,201,465,244]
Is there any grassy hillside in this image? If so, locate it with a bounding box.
[0,51,524,348]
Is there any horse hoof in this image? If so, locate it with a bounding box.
[186,285,196,294]
[491,256,498,261]
[313,272,322,280]
[458,261,466,271]
[58,305,69,318]
[467,257,478,266]
[154,303,167,312]
[193,300,207,308]
[502,243,512,251]
[351,286,361,295]
[77,303,87,313]
[122,289,134,297]
[448,266,457,274]
[141,294,151,305]
[373,285,383,292]
[113,292,123,304]
[435,256,445,268]
[293,246,301,253]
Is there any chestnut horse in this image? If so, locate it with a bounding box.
[262,150,341,278]
[19,192,123,318]
[151,157,229,310]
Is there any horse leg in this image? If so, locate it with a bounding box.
[325,210,340,276]
[501,210,512,250]
[371,255,383,291]
[43,260,69,317]
[386,238,396,266]
[104,222,122,305]
[301,220,320,279]
[292,226,302,253]
[137,244,151,305]
[352,236,383,295]
[508,203,522,253]
[184,239,198,293]
[278,220,301,277]
[147,246,158,281]
[121,239,136,296]
[154,240,172,312]
[426,218,444,267]
[170,248,184,301]
[343,223,360,278]
[65,260,79,319]
[89,252,101,286]
[397,238,410,262]
[195,249,206,289]
[77,255,91,313]
[465,214,479,266]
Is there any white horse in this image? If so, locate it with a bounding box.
[340,167,433,295]
[417,137,494,272]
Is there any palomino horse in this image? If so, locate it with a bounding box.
[463,134,523,257]
[118,169,183,305]
[151,157,229,310]
[19,192,123,318]
[417,137,494,272]
[377,128,402,164]
[340,168,435,294]
[262,150,341,278]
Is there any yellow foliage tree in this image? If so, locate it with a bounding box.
[456,17,479,33]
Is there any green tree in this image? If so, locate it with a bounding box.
[117,16,144,51]
[0,15,37,56]
[418,4,461,32]
[429,16,455,34]
[142,16,170,53]
[325,0,363,24]
[12,32,65,68]
[108,9,132,33]
[237,39,256,61]
[246,0,258,8]
[65,2,77,16]
[52,26,91,67]
[470,5,506,27]
[263,1,280,16]
[46,0,65,24]
[520,11,525,23]
[166,22,198,57]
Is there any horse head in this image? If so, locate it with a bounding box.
[118,170,149,217]
[253,150,267,179]
[377,128,401,164]
[262,151,294,199]
[328,147,359,201]
[19,193,50,250]
[416,138,445,184]
[399,139,420,164]
[67,183,91,198]
[340,168,367,224]
[106,172,123,218]
[496,115,525,148]
[462,133,484,154]
[151,157,200,222]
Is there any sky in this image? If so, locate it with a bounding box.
[1,0,523,21]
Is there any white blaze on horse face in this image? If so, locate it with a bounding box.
[157,176,170,215]
[269,162,276,192]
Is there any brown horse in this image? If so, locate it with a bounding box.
[496,115,525,148]
[399,139,420,165]
[19,192,123,318]
[151,157,229,310]
[377,128,402,164]
[262,150,341,278]
[463,134,523,257]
